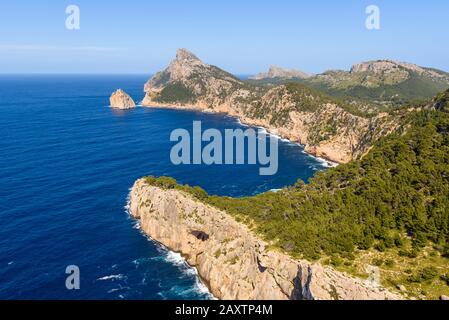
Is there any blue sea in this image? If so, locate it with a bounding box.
[0,75,328,300]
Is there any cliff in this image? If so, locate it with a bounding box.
[110,89,136,109]
[142,49,403,164]
[129,178,401,300]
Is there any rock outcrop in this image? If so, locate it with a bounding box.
[129,179,402,300]
[110,89,136,109]
[350,60,449,80]
[250,66,311,80]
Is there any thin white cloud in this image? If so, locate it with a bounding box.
[0,44,128,52]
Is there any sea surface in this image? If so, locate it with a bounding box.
[0,75,328,299]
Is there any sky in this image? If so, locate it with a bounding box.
[0,0,448,74]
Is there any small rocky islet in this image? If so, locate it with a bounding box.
[109,89,136,109]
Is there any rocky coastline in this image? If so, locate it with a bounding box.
[129,178,402,300]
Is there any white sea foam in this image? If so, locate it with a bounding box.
[162,249,215,299]
[231,115,340,169]
[125,192,215,299]
[97,274,125,281]
[313,155,339,168]
[164,251,186,267]
[231,116,249,127]
[132,257,151,266]
[132,221,141,230]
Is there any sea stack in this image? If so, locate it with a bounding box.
[109,89,136,109]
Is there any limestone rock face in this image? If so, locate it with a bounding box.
[129,179,402,300]
[110,89,136,109]
[350,59,449,80]
[143,48,241,98]
[250,66,311,80]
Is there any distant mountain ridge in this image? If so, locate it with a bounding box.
[303,59,449,106]
[250,66,311,81]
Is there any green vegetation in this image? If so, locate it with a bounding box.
[253,83,372,128]
[339,244,449,299]
[144,109,449,261]
[245,77,305,87]
[303,72,449,110]
[286,83,373,118]
[434,89,449,112]
[154,82,197,104]
[284,82,335,113]
[408,266,439,283]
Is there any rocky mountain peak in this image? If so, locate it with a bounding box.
[169,48,205,73]
[351,60,401,74]
[348,59,449,87]
[175,48,201,63]
[144,48,242,97]
[349,59,431,75]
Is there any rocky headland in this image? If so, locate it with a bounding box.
[129,178,401,300]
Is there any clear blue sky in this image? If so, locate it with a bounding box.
[0,0,448,74]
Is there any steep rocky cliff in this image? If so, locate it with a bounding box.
[110,89,136,109]
[129,179,401,300]
[142,49,403,163]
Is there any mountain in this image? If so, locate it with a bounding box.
[142,49,403,164]
[249,65,311,81]
[303,60,449,107]
[143,48,244,106]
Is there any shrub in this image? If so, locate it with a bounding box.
[372,258,384,267]
[384,259,395,268]
[408,267,439,283]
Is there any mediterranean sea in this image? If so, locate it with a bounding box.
[0,75,327,299]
